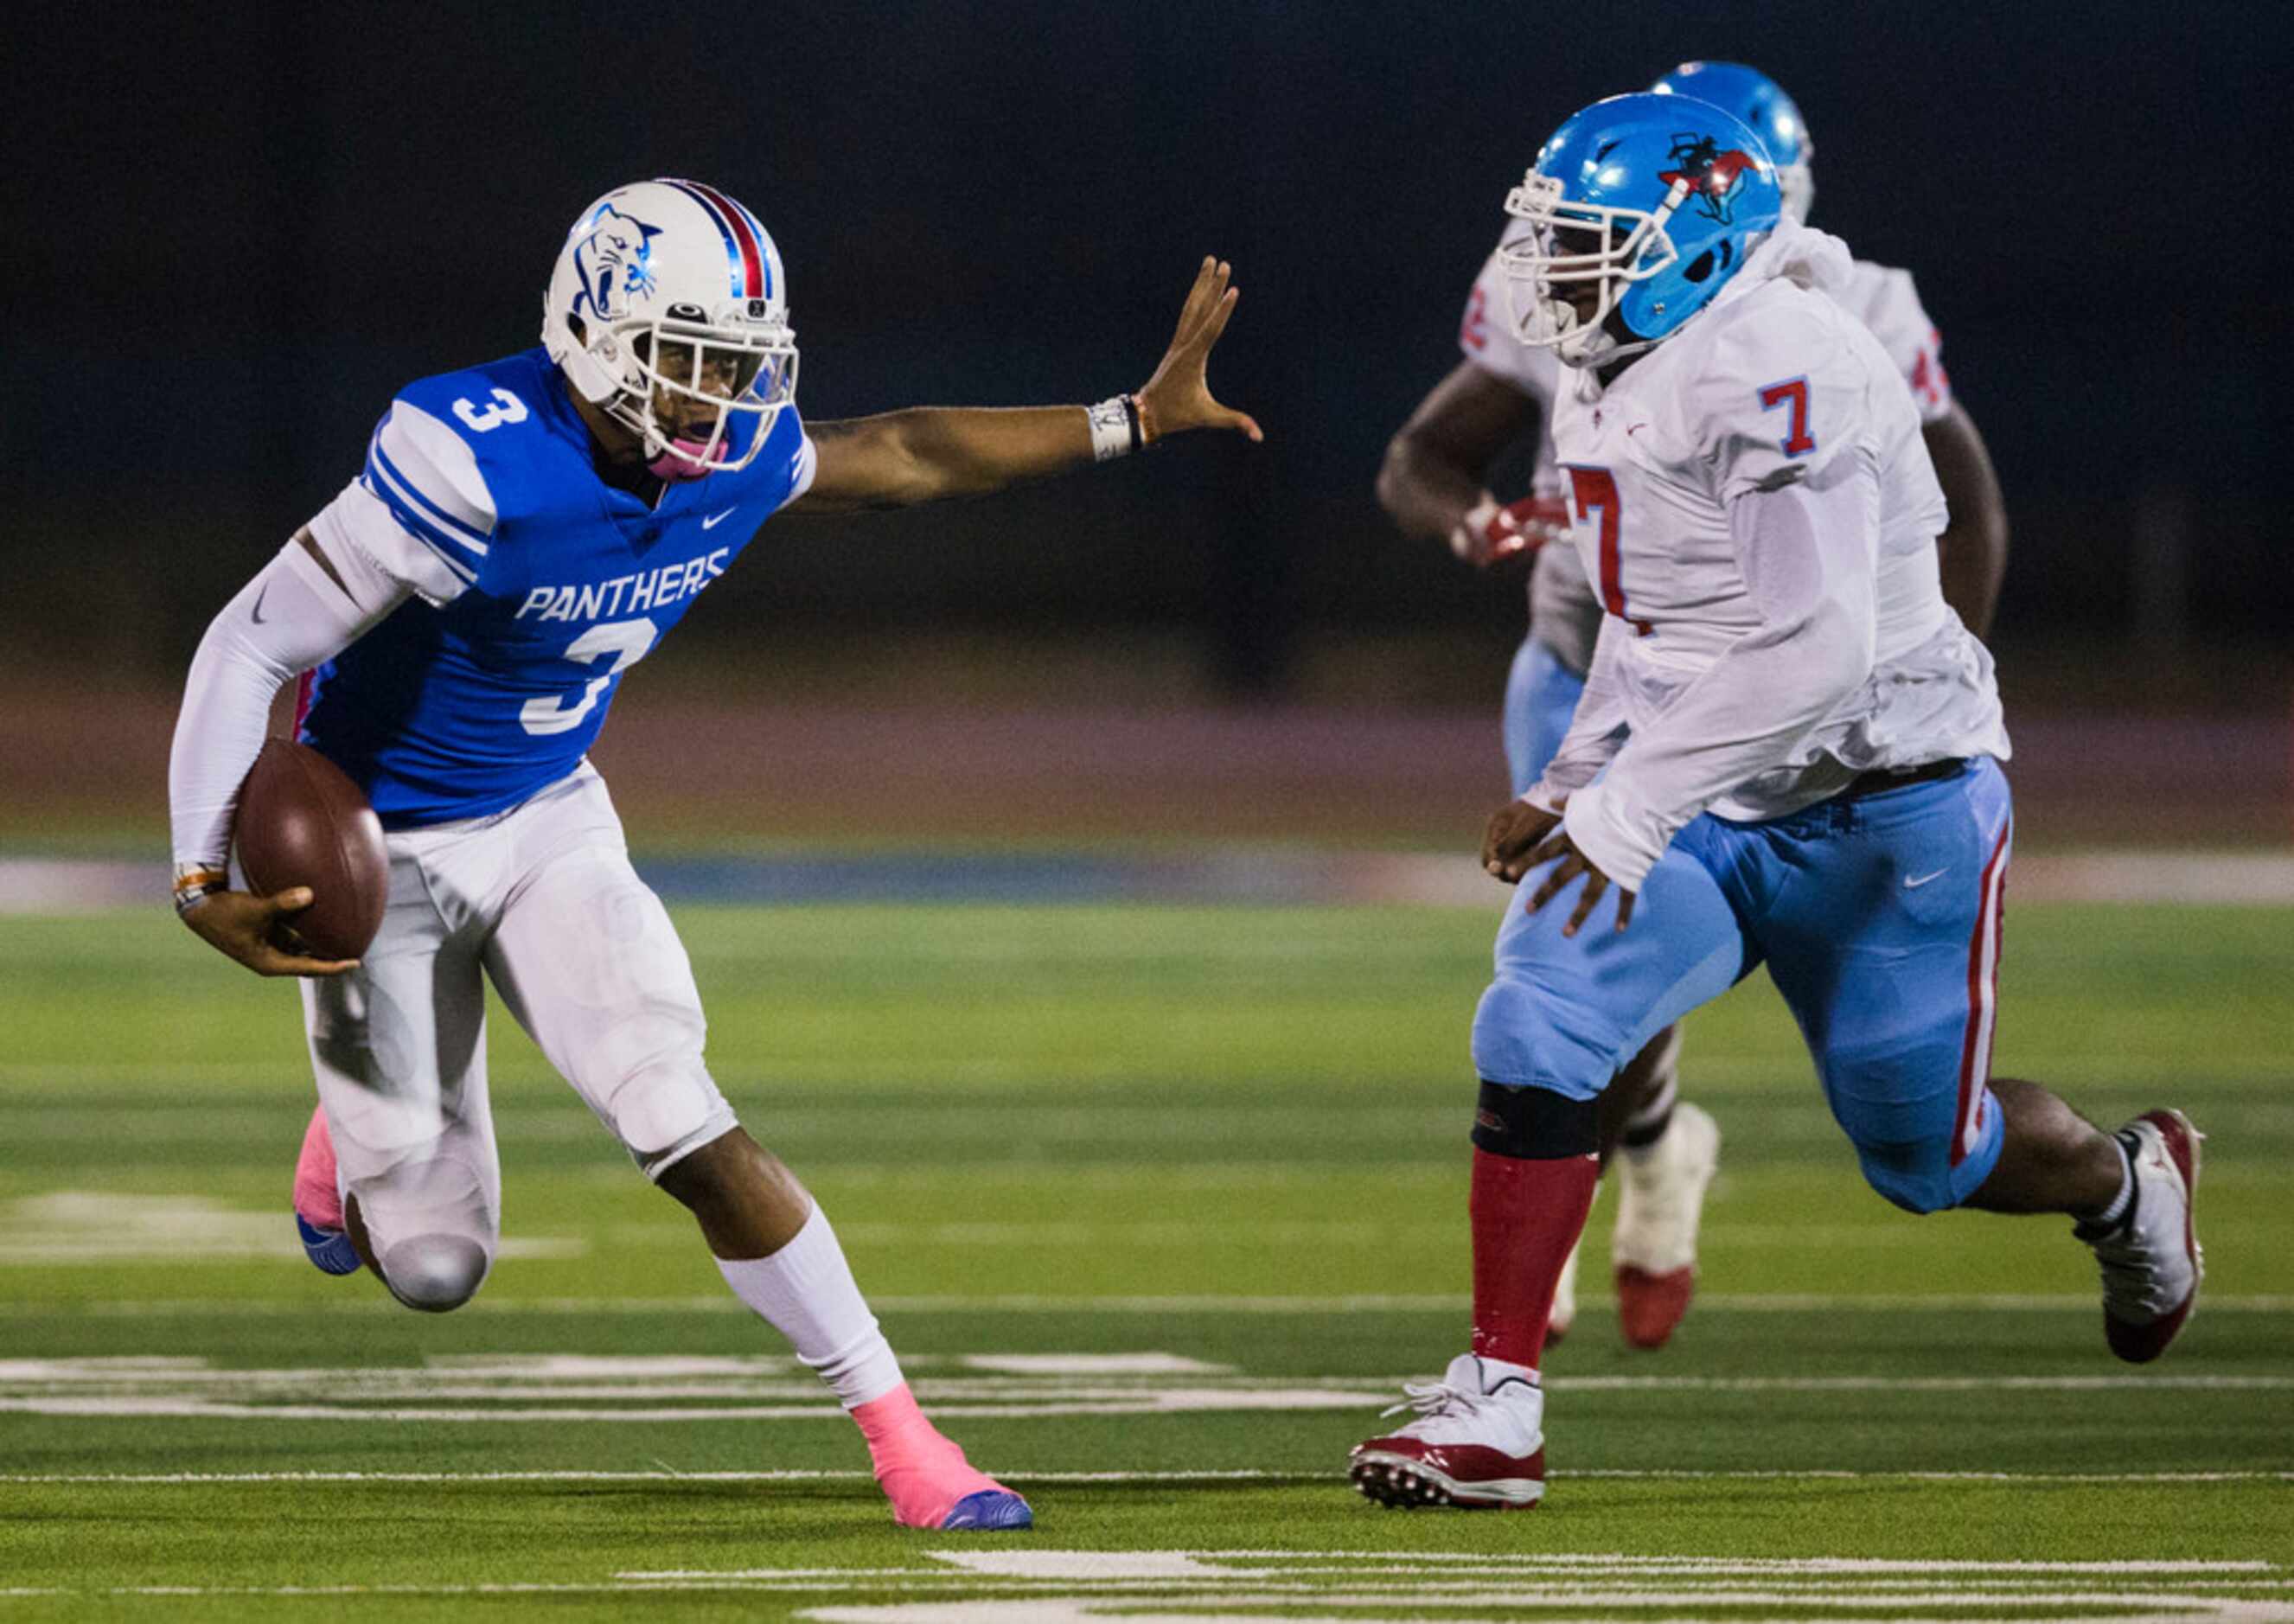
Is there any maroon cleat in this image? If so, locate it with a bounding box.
[2079,1109,2203,1364]
[1349,1354,1546,1510]
[1614,1263,1696,1350]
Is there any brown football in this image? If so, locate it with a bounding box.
[232,738,390,960]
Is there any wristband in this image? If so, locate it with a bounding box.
[1087,395,1143,463]
[172,864,227,917]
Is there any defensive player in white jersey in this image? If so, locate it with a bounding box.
[1351,96,2199,1511]
[167,179,1261,1532]
[1376,61,2009,1351]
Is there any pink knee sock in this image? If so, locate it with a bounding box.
[293,1106,343,1230]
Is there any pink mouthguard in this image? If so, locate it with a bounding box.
[648,438,719,482]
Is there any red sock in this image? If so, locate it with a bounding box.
[1470,1146,1600,1370]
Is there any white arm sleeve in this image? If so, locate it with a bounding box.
[166,538,412,871]
[1560,459,1881,890]
[1524,613,1632,814]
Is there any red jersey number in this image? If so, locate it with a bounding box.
[1567,464,1649,635]
[1757,376,1817,457]
[1460,285,1491,352]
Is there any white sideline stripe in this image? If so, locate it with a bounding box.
[41,1292,2294,1316]
[11,848,2294,914]
[6,1469,2289,1486]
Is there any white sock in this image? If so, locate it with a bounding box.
[2083,1135,2136,1230]
[716,1203,905,1410]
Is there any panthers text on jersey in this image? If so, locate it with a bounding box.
[1459,239,1959,680]
[1530,219,2009,888]
[301,348,816,827]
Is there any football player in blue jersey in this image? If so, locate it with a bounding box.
[166,178,1262,1533]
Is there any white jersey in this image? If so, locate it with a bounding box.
[1530,219,2009,891]
[1832,259,1953,425]
[1461,241,1959,677]
[1460,249,1602,672]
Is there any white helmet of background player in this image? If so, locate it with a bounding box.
[541,179,799,479]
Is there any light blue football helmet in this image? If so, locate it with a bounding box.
[1500,92,1782,368]
[1652,61,1814,222]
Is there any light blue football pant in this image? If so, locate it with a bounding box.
[1503,633,1588,797]
[1473,758,2015,1213]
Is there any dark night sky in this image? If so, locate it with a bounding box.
[8,1,2285,684]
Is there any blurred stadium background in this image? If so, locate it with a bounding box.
[5,0,2287,864]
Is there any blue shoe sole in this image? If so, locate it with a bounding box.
[297,1214,363,1276]
[939,1489,1033,1531]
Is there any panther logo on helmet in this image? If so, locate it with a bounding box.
[568,206,662,326]
[1658,135,1760,224]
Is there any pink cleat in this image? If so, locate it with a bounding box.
[292,1106,361,1276]
[853,1384,1032,1530]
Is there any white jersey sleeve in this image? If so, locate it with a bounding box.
[1834,259,1952,423]
[1562,460,1882,891]
[1695,292,1880,505]
[789,429,820,504]
[308,400,500,608]
[168,540,410,871]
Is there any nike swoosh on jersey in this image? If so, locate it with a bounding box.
[251,585,269,623]
[701,508,738,530]
[1902,868,1949,888]
[1627,422,1650,436]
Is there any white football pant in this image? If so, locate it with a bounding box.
[300,763,735,1310]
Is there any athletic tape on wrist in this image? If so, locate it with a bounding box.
[172,865,228,917]
[1087,396,1135,463]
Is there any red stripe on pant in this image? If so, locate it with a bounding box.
[1950,824,2010,1166]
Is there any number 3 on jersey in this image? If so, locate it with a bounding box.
[521,617,657,736]
[453,388,530,433]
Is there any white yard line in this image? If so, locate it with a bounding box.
[36,1292,2294,1315]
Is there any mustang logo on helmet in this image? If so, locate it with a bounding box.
[568,206,662,326]
[1658,135,1760,224]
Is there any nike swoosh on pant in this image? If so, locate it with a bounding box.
[1903,869,1949,888]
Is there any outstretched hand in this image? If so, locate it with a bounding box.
[182,886,360,978]
[1133,258,1263,445]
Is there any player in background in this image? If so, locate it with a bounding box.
[1375,61,2008,1351]
[1352,95,2196,1511]
[167,180,1262,1532]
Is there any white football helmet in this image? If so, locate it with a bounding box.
[541,179,798,478]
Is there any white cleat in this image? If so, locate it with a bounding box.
[1349,1352,1547,1510]
[2079,1109,2203,1364]
[1611,1101,1720,1350]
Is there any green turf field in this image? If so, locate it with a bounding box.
[3,902,2289,1620]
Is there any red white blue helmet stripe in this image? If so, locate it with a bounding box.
[660,177,776,300]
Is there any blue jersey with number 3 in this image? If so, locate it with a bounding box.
[299,348,814,828]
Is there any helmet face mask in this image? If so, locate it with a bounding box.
[609,315,798,478]
[1498,93,1782,369]
[1499,172,1681,368]
[544,181,799,478]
